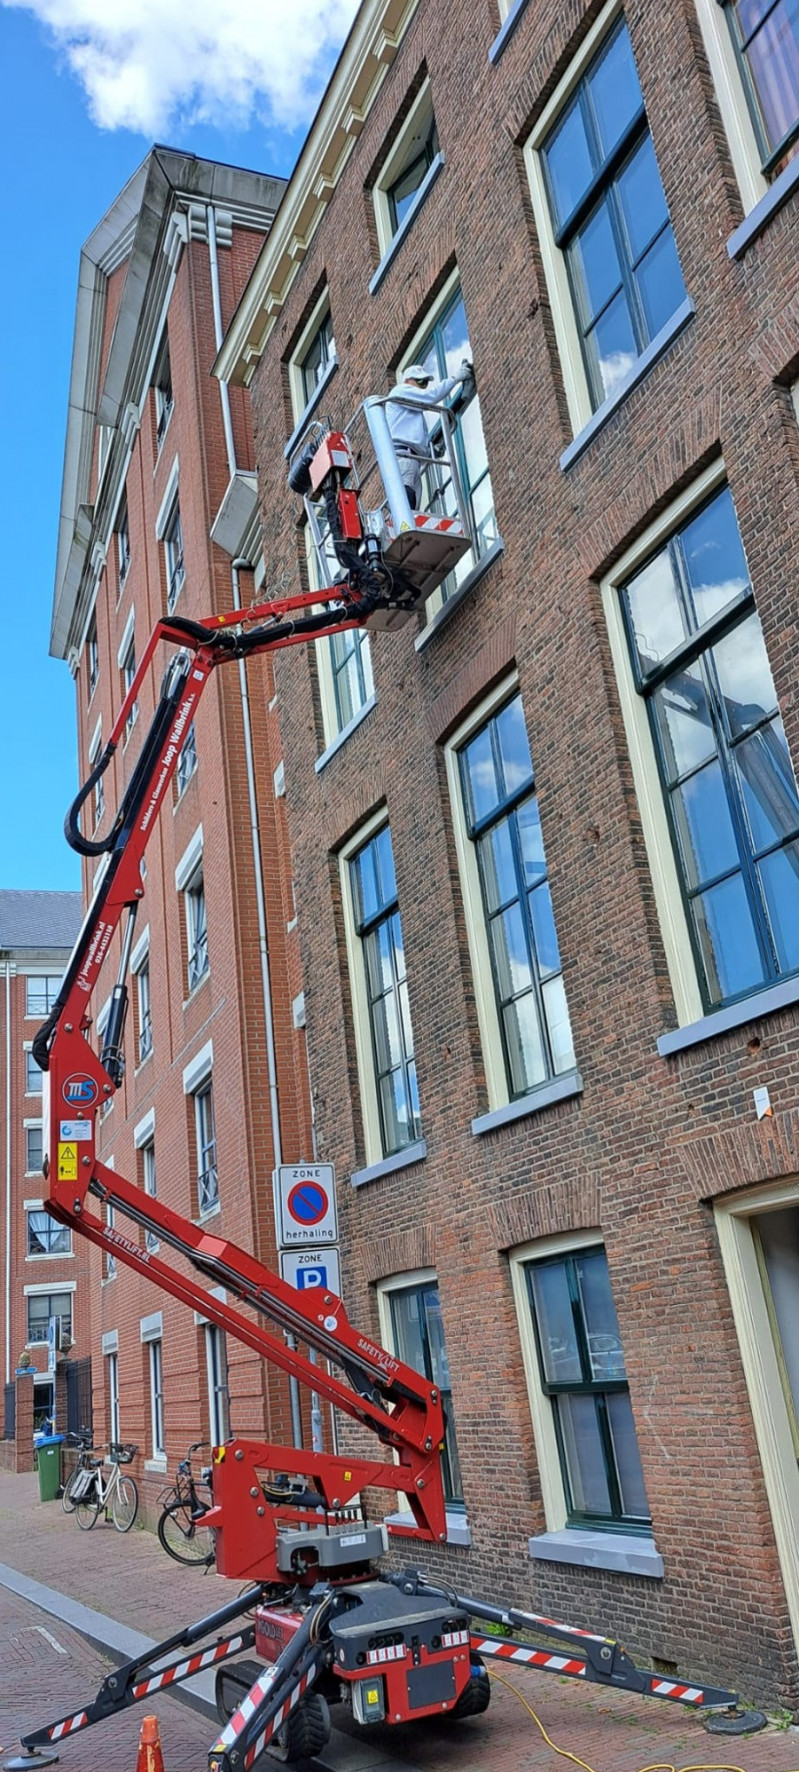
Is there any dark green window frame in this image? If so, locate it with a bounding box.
[387,1279,462,1507]
[719,0,799,172]
[387,111,439,234]
[415,285,496,600]
[300,310,334,410]
[350,825,421,1159]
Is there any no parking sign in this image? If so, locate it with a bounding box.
[274,1164,338,1246]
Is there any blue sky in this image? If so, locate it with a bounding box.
[0,2,354,892]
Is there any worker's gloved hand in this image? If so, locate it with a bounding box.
[458,358,476,402]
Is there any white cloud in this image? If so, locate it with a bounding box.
[3,0,360,134]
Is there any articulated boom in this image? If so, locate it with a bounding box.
[34,574,449,1579]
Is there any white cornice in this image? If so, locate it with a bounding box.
[215,0,420,388]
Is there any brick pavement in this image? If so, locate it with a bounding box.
[0,1470,798,1772]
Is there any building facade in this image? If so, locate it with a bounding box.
[216,0,799,1706]
[49,148,324,1519]
[0,891,84,1453]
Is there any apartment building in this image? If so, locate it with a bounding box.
[215,0,799,1705]
[48,147,321,1518]
[0,890,84,1452]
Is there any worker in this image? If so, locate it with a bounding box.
[386,358,474,512]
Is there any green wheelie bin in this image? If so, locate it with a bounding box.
[35,1433,64,1502]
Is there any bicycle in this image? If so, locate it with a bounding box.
[70,1442,139,1532]
[156,1442,215,1565]
[61,1427,95,1514]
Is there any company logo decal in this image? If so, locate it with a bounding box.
[62,1073,99,1106]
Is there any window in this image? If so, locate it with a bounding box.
[27,1291,72,1344]
[142,1139,158,1252]
[288,290,338,433]
[345,821,421,1160]
[300,309,334,411]
[119,619,138,739]
[89,720,104,826]
[721,0,799,171]
[523,1246,650,1528]
[165,504,185,612]
[87,618,99,700]
[306,527,374,749]
[107,1350,120,1445]
[176,722,197,795]
[135,957,152,1063]
[25,1050,42,1095]
[194,1079,219,1216]
[104,1202,117,1281]
[25,976,61,1018]
[618,482,799,1012]
[25,1126,43,1174]
[410,280,496,615]
[374,82,441,257]
[116,499,131,590]
[205,1324,230,1446]
[539,17,685,413]
[381,1275,462,1505]
[149,1338,165,1458]
[26,1211,70,1257]
[154,336,174,447]
[185,870,209,991]
[452,690,576,1103]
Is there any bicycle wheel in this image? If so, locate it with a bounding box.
[74,1483,101,1529]
[157,1500,214,1565]
[111,1474,139,1533]
[61,1464,82,1514]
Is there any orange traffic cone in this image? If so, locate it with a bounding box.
[136,1714,165,1772]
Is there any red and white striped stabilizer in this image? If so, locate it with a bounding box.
[243,1665,317,1769]
[210,1653,320,1768]
[46,1710,89,1742]
[648,1678,707,1705]
[472,1637,587,1678]
[133,1634,246,1699]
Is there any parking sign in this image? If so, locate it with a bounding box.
[281,1247,342,1298]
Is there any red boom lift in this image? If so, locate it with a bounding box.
[9,417,747,1769]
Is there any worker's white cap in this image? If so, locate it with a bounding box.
[400,363,433,384]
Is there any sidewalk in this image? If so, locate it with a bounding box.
[0,1468,797,1772]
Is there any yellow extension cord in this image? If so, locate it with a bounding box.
[487,1664,799,1772]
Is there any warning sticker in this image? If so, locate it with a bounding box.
[57,1144,78,1181]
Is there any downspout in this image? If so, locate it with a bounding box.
[5,959,11,1386]
[207,208,304,1448]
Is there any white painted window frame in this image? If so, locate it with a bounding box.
[339,807,395,1168]
[373,79,437,258]
[288,286,337,428]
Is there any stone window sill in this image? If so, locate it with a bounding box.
[350,1140,426,1189]
[145,1457,168,1475]
[658,972,799,1057]
[284,353,339,462]
[414,538,504,652]
[489,0,531,63]
[386,1510,471,1548]
[727,152,799,260]
[315,695,376,773]
[560,300,695,472]
[472,1069,583,1137]
[369,155,445,297]
[529,1528,663,1578]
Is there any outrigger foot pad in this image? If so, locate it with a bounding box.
[4,1752,60,1769]
[703,1708,768,1735]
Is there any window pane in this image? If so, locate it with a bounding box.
[375,826,397,906]
[571,200,623,327]
[671,759,740,889]
[586,289,638,401]
[530,1263,581,1383]
[546,98,594,230]
[736,720,799,851]
[712,613,778,739]
[462,726,499,825]
[458,394,490,490]
[440,295,470,380]
[491,903,533,998]
[635,225,687,340]
[541,974,577,1072]
[353,843,379,925]
[496,698,533,796]
[575,1252,626,1380]
[528,881,562,978]
[759,842,799,970]
[479,822,517,914]
[557,1395,612,1515]
[742,0,799,151]
[653,665,716,781]
[681,489,750,628]
[588,23,643,159]
[754,1205,799,1426]
[693,873,767,1002]
[517,798,547,887]
[624,548,688,676]
[503,993,547,1093]
[606,1392,650,1517]
[617,136,668,262]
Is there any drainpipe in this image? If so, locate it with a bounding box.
[207,203,303,1448]
[4,959,10,1387]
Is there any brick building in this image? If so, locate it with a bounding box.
[214,0,799,1707]
[0,890,83,1458]
[48,147,321,1519]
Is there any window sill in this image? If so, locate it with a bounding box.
[154,407,174,467]
[386,1509,471,1548]
[529,1528,663,1579]
[414,538,504,652]
[559,299,695,472]
[195,1202,222,1225]
[315,695,377,772]
[350,1139,427,1189]
[657,972,799,1058]
[727,152,799,260]
[25,1252,74,1261]
[145,1457,168,1475]
[369,154,445,297]
[472,1070,583,1137]
[489,0,530,63]
[183,973,210,1007]
[284,353,339,461]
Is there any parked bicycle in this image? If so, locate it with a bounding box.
[61,1427,96,1514]
[157,1442,214,1565]
[70,1442,139,1532]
